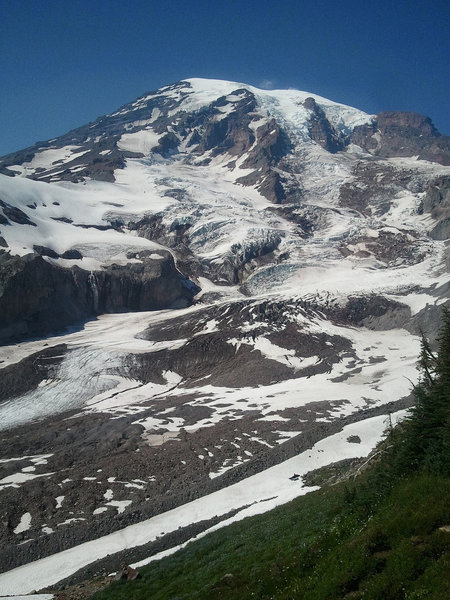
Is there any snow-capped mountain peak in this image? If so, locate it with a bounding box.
[0,77,449,591]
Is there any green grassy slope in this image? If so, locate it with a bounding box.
[92,472,450,600]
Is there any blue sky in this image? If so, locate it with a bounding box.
[1,0,449,156]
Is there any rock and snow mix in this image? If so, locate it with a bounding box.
[0,77,448,593]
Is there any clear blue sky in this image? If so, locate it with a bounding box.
[1,0,449,156]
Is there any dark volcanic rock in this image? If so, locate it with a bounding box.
[0,199,36,226]
[0,251,199,342]
[351,111,450,165]
[419,175,450,239]
[193,89,258,157]
[61,249,83,259]
[304,97,346,153]
[33,245,59,259]
[152,132,179,156]
[328,294,411,330]
[339,161,428,216]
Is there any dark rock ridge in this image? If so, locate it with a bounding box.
[0,198,37,227]
[0,344,67,401]
[351,111,450,165]
[0,251,199,342]
[304,97,346,153]
[339,160,431,216]
[190,89,258,156]
[419,175,450,240]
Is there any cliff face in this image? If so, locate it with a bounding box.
[0,251,198,341]
[419,175,450,240]
[351,111,450,165]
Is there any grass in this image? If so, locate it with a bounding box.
[91,473,450,600]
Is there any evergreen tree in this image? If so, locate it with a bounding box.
[394,305,450,476]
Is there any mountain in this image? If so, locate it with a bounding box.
[0,78,449,593]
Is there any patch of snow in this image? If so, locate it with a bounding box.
[57,518,86,527]
[14,513,32,534]
[104,489,114,501]
[42,526,54,534]
[117,130,160,155]
[93,507,108,515]
[0,472,54,490]
[105,500,132,514]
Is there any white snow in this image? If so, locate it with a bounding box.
[57,518,85,527]
[117,130,160,154]
[183,78,372,134]
[93,507,108,515]
[13,513,32,534]
[105,500,132,514]
[0,472,54,489]
[0,173,167,264]
[8,145,88,176]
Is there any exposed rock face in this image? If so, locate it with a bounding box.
[304,97,345,153]
[419,175,450,239]
[192,90,258,156]
[0,251,198,342]
[339,160,431,215]
[0,199,36,226]
[351,111,450,165]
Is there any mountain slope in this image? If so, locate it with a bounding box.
[0,78,448,592]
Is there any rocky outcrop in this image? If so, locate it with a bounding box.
[189,90,257,157]
[0,199,36,226]
[0,344,67,401]
[351,111,450,165]
[0,251,199,342]
[339,161,429,216]
[326,294,411,330]
[419,175,450,239]
[218,233,283,284]
[236,118,291,202]
[304,97,345,153]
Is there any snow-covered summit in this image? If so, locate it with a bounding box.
[182,77,372,132]
[0,76,449,341]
